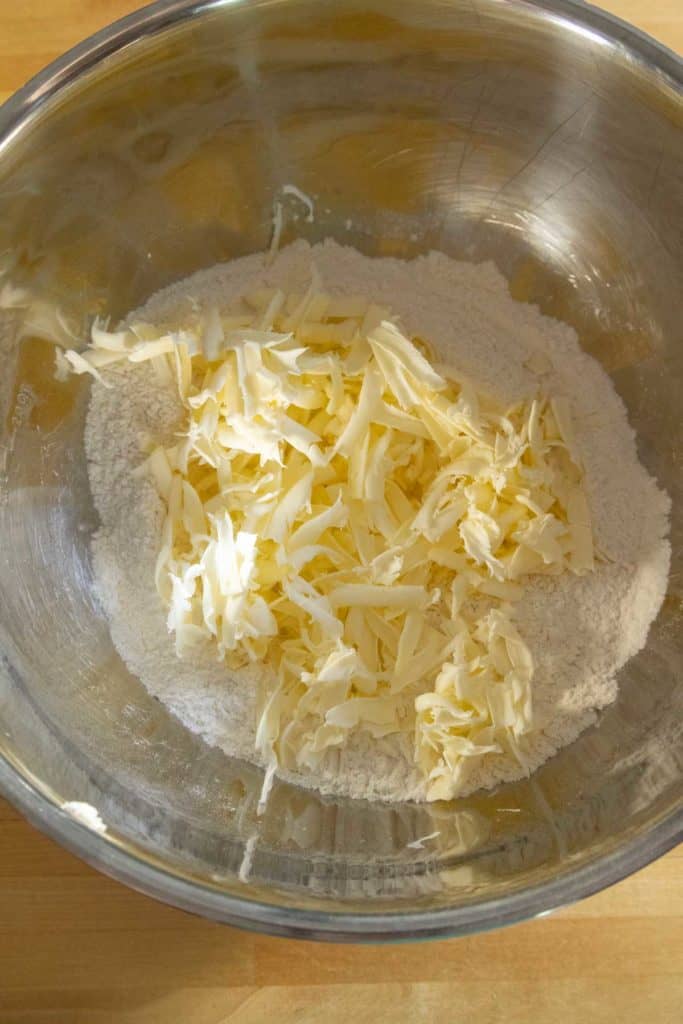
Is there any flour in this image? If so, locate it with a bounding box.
[85,240,671,802]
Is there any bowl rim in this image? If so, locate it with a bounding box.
[0,0,681,940]
[2,752,681,940]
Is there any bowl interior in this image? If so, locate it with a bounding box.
[0,0,680,937]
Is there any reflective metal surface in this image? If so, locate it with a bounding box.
[0,0,680,940]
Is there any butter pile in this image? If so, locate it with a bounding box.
[63,281,594,800]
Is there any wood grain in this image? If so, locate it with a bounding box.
[0,3,681,1022]
[0,793,681,1024]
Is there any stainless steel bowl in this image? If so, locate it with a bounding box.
[0,0,680,941]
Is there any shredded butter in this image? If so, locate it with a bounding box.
[63,279,594,800]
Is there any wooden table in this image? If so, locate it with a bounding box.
[0,3,681,1021]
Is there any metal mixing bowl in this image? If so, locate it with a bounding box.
[0,0,680,941]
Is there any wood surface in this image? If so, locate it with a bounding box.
[0,2,681,1022]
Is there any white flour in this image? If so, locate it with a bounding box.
[85,240,671,802]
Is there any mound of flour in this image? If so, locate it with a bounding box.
[85,240,670,802]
